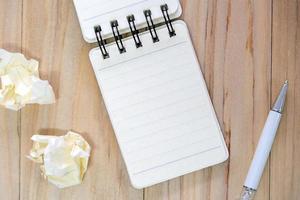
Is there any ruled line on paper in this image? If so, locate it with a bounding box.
[108,82,201,112]
[99,54,166,81]
[82,0,149,21]
[103,71,198,102]
[113,95,205,124]
[111,93,205,123]
[99,51,190,88]
[98,41,188,72]
[99,55,166,82]
[121,116,210,143]
[113,103,207,132]
[99,55,164,81]
[132,146,221,175]
[102,59,191,91]
[124,125,214,154]
[127,135,218,164]
[116,107,208,140]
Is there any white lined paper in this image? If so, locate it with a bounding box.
[89,21,228,188]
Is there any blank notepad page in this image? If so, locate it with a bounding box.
[90,21,228,188]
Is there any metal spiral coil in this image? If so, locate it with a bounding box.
[94,4,176,59]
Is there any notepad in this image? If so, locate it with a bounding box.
[74,0,228,188]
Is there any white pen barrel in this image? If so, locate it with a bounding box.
[244,111,282,190]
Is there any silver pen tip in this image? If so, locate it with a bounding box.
[272,80,288,113]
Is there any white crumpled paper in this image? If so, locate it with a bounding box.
[0,48,55,110]
[28,131,91,189]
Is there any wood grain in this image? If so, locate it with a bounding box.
[0,0,22,200]
[20,0,142,200]
[224,1,272,199]
[271,0,300,199]
[0,0,299,199]
[144,1,272,200]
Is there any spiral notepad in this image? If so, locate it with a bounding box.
[73,0,228,189]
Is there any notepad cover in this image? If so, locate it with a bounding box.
[89,21,228,188]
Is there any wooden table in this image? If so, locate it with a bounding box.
[0,0,299,199]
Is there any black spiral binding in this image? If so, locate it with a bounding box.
[94,4,176,58]
[94,25,109,59]
[161,4,176,37]
[144,10,159,43]
[127,15,143,48]
[111,20,126,53]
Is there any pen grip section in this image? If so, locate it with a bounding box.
[240,186,256,200]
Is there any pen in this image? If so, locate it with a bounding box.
[240,81,288,200]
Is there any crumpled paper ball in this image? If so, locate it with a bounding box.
[0,48,55,111]
[27,131,91,189]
